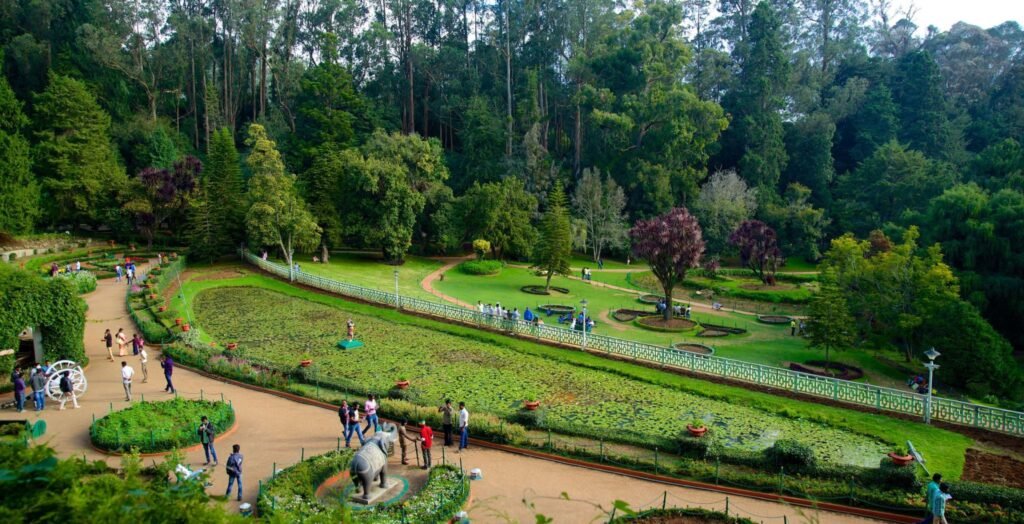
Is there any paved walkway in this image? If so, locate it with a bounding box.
[420,255,475,309]
[6,267,884,523]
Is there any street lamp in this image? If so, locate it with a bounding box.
[393,270,400,310]
[581,299,589,350]
[923,347,941,424]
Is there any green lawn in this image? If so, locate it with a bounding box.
[289,251,442,302]
[173,268,971,476]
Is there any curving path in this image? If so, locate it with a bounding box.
[4,265,885,523]
[420,255,476,309]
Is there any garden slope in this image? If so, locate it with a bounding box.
[186,280,967,470]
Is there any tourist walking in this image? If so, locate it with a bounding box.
[363,394,379,434]
[161,355,176,393]
[102,329,114,361]
[131,333,142,355]
[30,366,46,411]
[790,319,797,336]
[116,328,128,357]
[916,473,942,524]
[396,419,419,465]
[12,370,25,412]
[931,483,951,524]
[121,361,135,401]
[438,399,454,447]
[343,402,365,447]
[198,416,218,465]
[419,420,433,469]
[58,371,79,410]
[457,402,470,452]
[225,444,243,501]
[139,345,149,383]
[115,264,123,282]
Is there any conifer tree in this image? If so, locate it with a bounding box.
[533,182,573,291]
[205,127,245,254]
[0,66,38,234]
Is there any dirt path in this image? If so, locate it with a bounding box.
[420,255,475,309]
[5,264,885,523]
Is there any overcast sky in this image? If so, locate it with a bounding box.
[893,0,1023,32]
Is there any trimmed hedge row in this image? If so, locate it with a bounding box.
[89,398,235,453]
[458,259,503,275]
[611,508,755,523]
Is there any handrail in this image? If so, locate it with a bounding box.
[241,250,1024,437]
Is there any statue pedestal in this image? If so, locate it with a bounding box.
[350,478,400,505]
[338,339,364,350]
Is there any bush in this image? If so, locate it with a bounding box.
[863,459,921,491]
[458,259,503,275]
[361,465,469,523]
[52,271,97,294]
[763,439,817,474]
[611,508,755,523]
[948,480,1024,511]
[257,449,353,520]
[90,398,235,453]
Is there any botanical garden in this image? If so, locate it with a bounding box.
[3,0,1024,522]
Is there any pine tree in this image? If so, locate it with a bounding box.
[533,182,573,291]
[0,71,38,234]
[205,127,245,254]
[186,177,218,262]
[808,271,856,369]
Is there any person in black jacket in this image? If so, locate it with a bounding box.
[58,371,79,410]
[198,416,218,466]
[225,444,243,501]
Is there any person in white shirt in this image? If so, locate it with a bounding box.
[139,345,149,383]
[458,402,470,452]
[121,361,135,401]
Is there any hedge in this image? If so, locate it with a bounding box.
[257,449,353,520]
[611,508,755,523]
[50,271,98,294]
[458,259,503,275]
[89,398,235,453]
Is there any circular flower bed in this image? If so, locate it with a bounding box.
[610,508,755,523]
[638,294,663,304]
[522,285,570,295]
[458,259,503,275]
[612,308,649,322]
[789,361,864,381]
[537,304,575,314]
[673,343,715,356]
[757,315,793,324]
[697,329,730,337]
[90,398,235,453]
[634,315,697,332]
[698,323,747,334]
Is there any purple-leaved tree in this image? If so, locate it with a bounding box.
[630,207,705,320]
[729,219,784,285]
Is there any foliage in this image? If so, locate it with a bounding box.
[124,156,201,247]
[51,271,98,295]
[359,465,469,524]
[610,508,754,524]
[762,439,817,474]
[445,177,538,260]
[193,128,245,261]
[807,269,855,366]
[0,264,87,369]
[572,168,629,263]
[458,260,502,276]
[728,220,784,285]
[89,398,235,453]
[32,74,127,228]
[472,239,491,260]
[257,449,354,520]
[533,183,573,291]
[630,207,705,320]
[0,69,38,234]
[762,184,829,262]
[692,170,758,257]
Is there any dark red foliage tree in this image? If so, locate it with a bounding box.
[629,207,705,320]
[729,219,785,285]
[133,156,201,246]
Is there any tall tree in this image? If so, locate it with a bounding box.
[891,50,964,163]
[808,269,856,368]
[630,207,705,320]
[572,168,628,263]
[33,74,127,228]
[446,178,538,260]
[124,156,201,246]
[206,127,246,253]
[692,170,758,257]
[0,65,38,234]
[533,182,573,291]
[729,219,785,284]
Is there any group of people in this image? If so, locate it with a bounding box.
[789,319,807,336]
[49,260,82,277]
[917,473,952,524]
[907,375,932,395]
[337,396,470,470]
[10,363,80,412]
[115,259,139,285]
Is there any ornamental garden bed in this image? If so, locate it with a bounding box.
[697,323,747,334]
[612,308,651,322]
[697,329,730,337]
[672,343,714,356]
[89,398,234,453]
[537,303,575,314]
[634,315,697,332]
[757,315,792,324]
[522,285,570,295]
[611,508,755,523]
[458,259,502,275]
[638,294,663,304]
[789,361,864,381]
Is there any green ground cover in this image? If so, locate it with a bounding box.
[89,398,235,453]
[173,271,971,474]
[292,251,442,302]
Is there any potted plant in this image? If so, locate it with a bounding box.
[300,354,313,367]
[181,323,191,332]
[686,419,708,437]
[395,377,410,389]
[158,305,167,312]
[524,393,541,411]
[175,317,183,326]
[226,342,238,350]
[148,293,158,300]
[888,447,914,467]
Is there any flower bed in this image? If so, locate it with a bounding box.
[458,260,503,276]
[536,303,575,314]
[673,343,715,356]
[611,508,755,523]
[89,398,235,453]
[697,323,747,334]
[789,361,864,381]
[634,315,697,332]
[612,308,650,322]
[756,315,792,325]
[50,270,98,294]
[358,465,469,524]
[637,294,663,304]
[189,286,890,466]
[697,329,730,337]
[522,285,570,295]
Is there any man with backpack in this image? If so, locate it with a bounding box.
[58,371,79,410]
[225,444,243,501]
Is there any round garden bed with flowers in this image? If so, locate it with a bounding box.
[634,315,697,332]
[673,342,715,356]
[756,315,792,325]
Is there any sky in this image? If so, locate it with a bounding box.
[893,0,1024,32]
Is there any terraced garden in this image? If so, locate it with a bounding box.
[177,273,971,472]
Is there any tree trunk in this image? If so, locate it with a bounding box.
[573,95,582,176]
[663,284,673,321]
[321,242,329,264]
[504,0,512,156]
[545,269,554,291]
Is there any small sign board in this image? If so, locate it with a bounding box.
[337,340,364,350]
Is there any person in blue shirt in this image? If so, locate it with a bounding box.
[931,483,951,524]
[916,473,942,524]
[523,308,534,322]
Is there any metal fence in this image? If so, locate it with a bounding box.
[243,251,1024,437]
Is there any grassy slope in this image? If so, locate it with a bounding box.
[173,269,971,477]
[289,252,443,302]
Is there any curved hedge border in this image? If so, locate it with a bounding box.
[458,259,503,275]
[611,508,755,523]
[258,449,469,524]
[258,449,354,520]
[89,398,235,453]
[522,285,570,295]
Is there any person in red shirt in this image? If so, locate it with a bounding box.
[419,420,434,470]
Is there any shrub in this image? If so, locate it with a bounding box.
[763,439,817,474]
[90,398,235,453]
[611,508,755,524]
[257,449,353,520]
[948,480,1024,511]
[52,271,98,294]
[458,259,503,275]
[863,459,921,491]
[361,465,469,523]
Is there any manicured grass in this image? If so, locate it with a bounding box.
[89,398,235,453]
[289,251,442,302]
[175,269,971,476]
[567,252,634,270]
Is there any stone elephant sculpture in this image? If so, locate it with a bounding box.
[351,422,398,499]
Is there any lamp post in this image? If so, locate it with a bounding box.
[581,299,589,350]
[923,347,941,424]
[393,270,400,310]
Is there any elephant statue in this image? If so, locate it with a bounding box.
[350,423,398,500]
